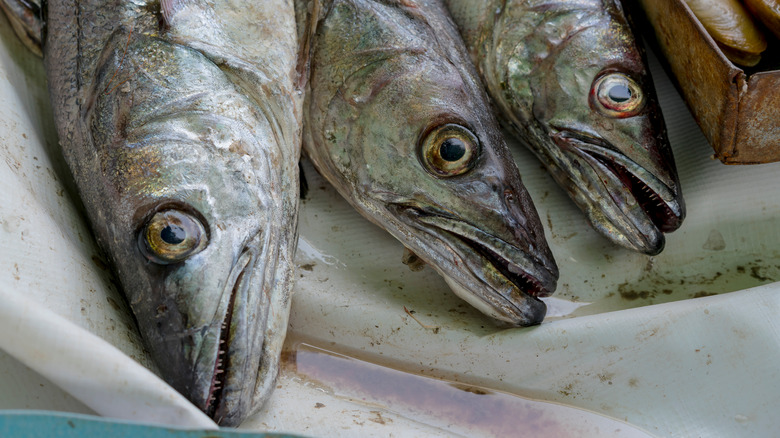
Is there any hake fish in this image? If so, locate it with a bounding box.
[445,0,685,255]
[3,0,301,426]
[297,0,559,326]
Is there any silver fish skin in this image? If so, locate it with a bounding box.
[12,0,302,426]
[445,0,685,255]
[297,0,559,326]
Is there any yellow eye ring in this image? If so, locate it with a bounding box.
[139,209,208,264]
[590,73,645,118]
[420,124,480,177]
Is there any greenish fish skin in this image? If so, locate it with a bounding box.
[13,0,302,426]
[445,0,685,255]
[298,0,559,326]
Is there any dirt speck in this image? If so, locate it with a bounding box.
[401,248,426,272]
[106,296,121,311]
[368,411,390,425]
[597,372,615,384]
[91,255,109,271]
[299,263,315,271]
[451,383,491,395]
[619,289,652,301]
[558,382,577,398]
[602,345,618,353]
[702,229,726,251]
[750,266,773,282]
[628,378,639,388]
[692,291,717,298]
[314,402,325,409]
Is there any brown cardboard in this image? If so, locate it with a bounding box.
[637,0,780,164]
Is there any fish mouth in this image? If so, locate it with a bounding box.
[395,205,556,326]
[552,128,684,254]
[201,247,258,424]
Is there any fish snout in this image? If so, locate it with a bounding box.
[148,235,266,426]
[207,233,274,426]
[494,181,559,296]
[551,127,685,253]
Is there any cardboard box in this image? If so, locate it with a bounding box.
[636,0,780,164]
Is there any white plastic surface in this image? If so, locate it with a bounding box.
[1,10,780,438]
[0,286,216,429]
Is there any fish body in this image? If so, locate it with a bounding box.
[22,0,301,425]
[298,0,558,326]
[445,0,685,254]
[744,0,780,40]
[685,0,767,66]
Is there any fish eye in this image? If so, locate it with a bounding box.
[591,72,645,118]
[139,209,208,264]
[420,124,480,177]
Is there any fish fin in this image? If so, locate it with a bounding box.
[160,0,216,30]
[160,0,194,27]
[401,247,426,272]
[299,160,308,200]
[0,0,43,56]
[295,0,321,92]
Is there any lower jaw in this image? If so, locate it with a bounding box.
[443,276,546,326]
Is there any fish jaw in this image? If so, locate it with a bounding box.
[549,127,684,255]
[206,240,268,426]
[392,204,556,325]
[127,226,272,426]
[197,246,260,425]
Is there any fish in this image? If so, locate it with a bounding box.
[296,0,559,326]
[744,0,780,40]
[444,0,685,255]
[2,0,302,426]
[684,0,767,66]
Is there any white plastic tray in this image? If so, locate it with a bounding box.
[1,11,779,437]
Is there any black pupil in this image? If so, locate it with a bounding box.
[440,138,467,162]
[161,224,186,245]
[608,84,632,103]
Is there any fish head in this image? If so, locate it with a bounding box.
[495,1,684,254]
[305,2,557,326]
[84,33,293,425]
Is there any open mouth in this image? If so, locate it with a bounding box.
[463,236,549,297]
[204,252,254,419]
[588,151,680,232]
[554,130,683,233]
[399,206,556,300]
